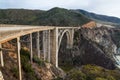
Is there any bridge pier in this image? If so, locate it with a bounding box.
[30,33,33,63]
[48,30,51,62]
[50,28,59,67]
[0,43,4,67]
[17,37,22,80]
[37,32,40,58]
[43,31,46,61]
[43,30,51,62]
[55,28,59,68]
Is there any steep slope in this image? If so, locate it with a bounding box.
[73,9,120,25]
[0,8,91,26]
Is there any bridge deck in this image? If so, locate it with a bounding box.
[0,24,79,43]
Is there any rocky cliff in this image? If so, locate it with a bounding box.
[77,27,117,69]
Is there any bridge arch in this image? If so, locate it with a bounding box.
[58,30,73,50]
[55,29,74,67]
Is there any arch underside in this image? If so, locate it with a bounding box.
[58,30,73,50]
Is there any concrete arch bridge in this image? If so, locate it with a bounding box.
[0,24,80,80]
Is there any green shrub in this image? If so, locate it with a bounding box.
[33,55,45,66]
[20,48,38,80]
[60,65,74,72]
[81,64,108,78]
[20,48,30,60]
[11,67,19,78]
[68,69,86,80]
[26,72,38,80]
[23,63,33,72]
[86,76,94,80]
[53,77,63,80]
[95,77,107,80]
[106,76,116,80]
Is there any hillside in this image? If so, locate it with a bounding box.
[0,8,90,26]
[73,9,120,25]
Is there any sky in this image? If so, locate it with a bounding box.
[0,0,120,18]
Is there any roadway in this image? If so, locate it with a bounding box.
[0,24,55,43]
[0,24,79,44]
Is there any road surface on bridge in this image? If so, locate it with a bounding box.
[0,24,79,44]
[0,25,55,43]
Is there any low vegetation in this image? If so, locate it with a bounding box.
[11,67,19,78]
[20,48,39,80]
[60,64,74,72]
[64,64,120,80]
[33,55,45,66]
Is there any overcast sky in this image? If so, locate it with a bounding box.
[0,0,120,18]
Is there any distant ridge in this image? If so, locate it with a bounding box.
[1,7,120,26]
[73,9,120,25]
[0,7,90,26]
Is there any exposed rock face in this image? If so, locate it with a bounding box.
[76,27,120,69]
[78,27,117,69]
[82,21,96,29]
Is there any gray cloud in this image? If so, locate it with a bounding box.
[0,0,120,18]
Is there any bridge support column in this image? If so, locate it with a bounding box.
[0,43,4,67]
[30,33,33,63]
[48,30,51,62]
[43,30,50,62]
[17,37,22,80]
[37,32,40,58]
[51,28,59,67]
[43,31,46,61]
[55,28,59,67]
